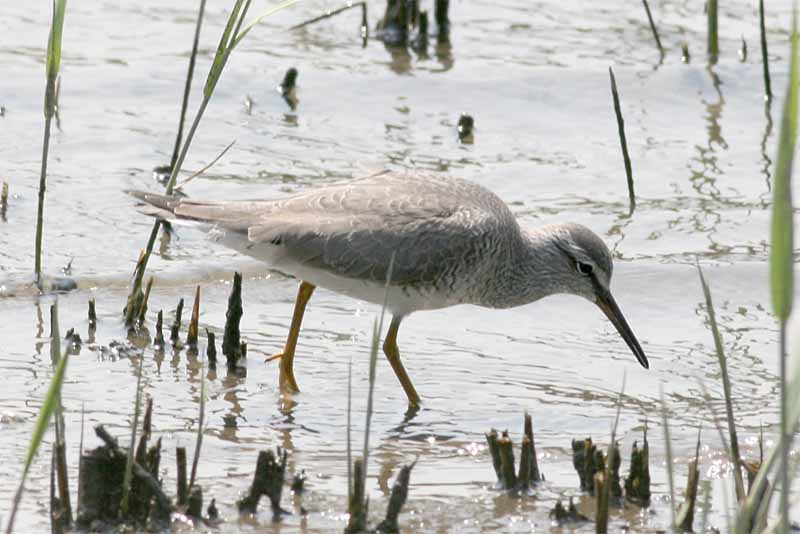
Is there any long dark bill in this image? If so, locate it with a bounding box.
[595,285,649,369]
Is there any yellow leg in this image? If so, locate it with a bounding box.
[383,316,421,408]
[273,281,315,393]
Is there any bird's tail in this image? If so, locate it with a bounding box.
[127,190,191,222]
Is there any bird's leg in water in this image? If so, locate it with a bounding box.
[383,315,421,408]
[272,281,315,393]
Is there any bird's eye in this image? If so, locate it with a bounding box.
[577,261,593,275]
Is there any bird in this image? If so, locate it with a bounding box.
[129,169,648,408]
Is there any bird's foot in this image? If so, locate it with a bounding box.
[265,352,283,363]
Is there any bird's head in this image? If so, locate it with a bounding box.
[542,223,649,369]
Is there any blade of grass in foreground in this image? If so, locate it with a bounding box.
[125,0,301,320]
[34,0,68,289]
[659,386,676,527]
[769,8,798,531]
[697,263,746,502]
[6,328,69,533]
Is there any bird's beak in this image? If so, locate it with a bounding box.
[595,286,649,369]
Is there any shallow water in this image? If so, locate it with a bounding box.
[1,0,798,531]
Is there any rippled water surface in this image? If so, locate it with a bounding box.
[1,0,799,531]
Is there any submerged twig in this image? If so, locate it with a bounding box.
[222,272,244,369]
[641,0,663,55]
[759,0,772,100]
[290,0,368,48]
[608,67,635,214]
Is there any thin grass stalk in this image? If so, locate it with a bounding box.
[346,357,353,502]
[6,341,69,534]
[599,375,625,533]
[770,10,798,530]
[697,263,746,501]
[49,304,71,525]
[361,255,395,501]
[76,403,84,518]
[289,1,365,31]
[659,387,676,527]
[34,0,68,289]
[120,356,145,516]
[128,0,300,314]
[707,0,718,63]
[169,0,207,172]
[641,0,663,55]
[759,0,772,100]
[189,358,206,488]
[608,67,635,214]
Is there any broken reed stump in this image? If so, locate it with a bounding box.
[411,10,429,55]
[237,447,288,521]
[77,425,170,529]
[154,310,165,346]
[346,459,369,533]
[206,329,217,368]
[187,285,200,347]
[624,433,651,505]
[681,42,690,63]
[375,461,415,533]
[187,485,203,518]
[88,298,97,327]
[457,113,474,143]
[0,180,8,219]
[170,298,184,343]
[523,412,542,483]
[279,68,298,111]
[434,0,449,43]
[595,471,609,534]
[177,446,188,507]
[572,438,602,493]
[549,496,589,524]
[485,414,543,493]
[608,442,622,498]
[485,429,502,482]
[137,277,153,327]
[222,272,244,369]
[123,251,148,327]
[498,431,517,490]
[377,0,410,46]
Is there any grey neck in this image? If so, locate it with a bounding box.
[473,227,571,309]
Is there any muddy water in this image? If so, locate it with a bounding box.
[1,0,798,531]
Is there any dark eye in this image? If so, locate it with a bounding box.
[577,262,593,275]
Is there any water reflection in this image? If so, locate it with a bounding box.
[759,99,774,199]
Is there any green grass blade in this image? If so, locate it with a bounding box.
[770,9,798,530]
[203,0,245,99]
[697,263,746,501]
[770,11,798,322]
[45,0,67,117]
[6,343,69,534]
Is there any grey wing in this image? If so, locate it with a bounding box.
[245,175,501,286]
[247,204,490,287]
